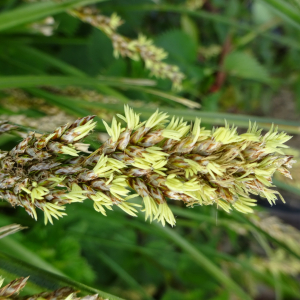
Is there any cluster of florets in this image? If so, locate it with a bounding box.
[69,7,185,90]
[0,121,17,134]
[0,106,295,226]
[0,276,103,300]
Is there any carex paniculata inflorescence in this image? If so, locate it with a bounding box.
[0,106,295,226]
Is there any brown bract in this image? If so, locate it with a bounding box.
[0,277,104,300]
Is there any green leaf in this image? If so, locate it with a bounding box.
[155,29,198,63]
[0,75,155,89]
[97,251,154,300]
[0,237,66,276]
[253,0,277,24]
[55,13,81,37]
[260,0,300,30]
[153,224,252,300]
[181,14,199,46]
[87,29,115,74]
[0,76,198,108]
[11,46,131,103]
[0,0,106,32]
[18,46,86,77]
[223,51,270,83]
[111,4,300,50]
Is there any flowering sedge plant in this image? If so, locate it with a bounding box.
[69,7,185,90]
[0,106,295,226]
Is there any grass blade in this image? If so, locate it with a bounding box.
[171,205,300,262]
[9,46,131,103]
[0,0,106,32]
[153,224,252,300]
[133,87,200,108]
[261,0,300,30]
[0,237,65,276]
[0,76,196,107]
[0,251,124,300]
[97,251,154,300]
[273,178,300,197]
[0,75,154,89]
[250,230,282,300]
[231,212,300,261]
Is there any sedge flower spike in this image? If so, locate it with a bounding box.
[0,107,295,227]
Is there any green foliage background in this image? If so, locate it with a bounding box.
[1,0,300,299]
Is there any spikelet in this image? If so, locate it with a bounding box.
[0,224,26,239]
[69,7,185,90]
[0,276,104,300]
[0,277,29,297]
[0,121,17,135]
[0,106,295,227]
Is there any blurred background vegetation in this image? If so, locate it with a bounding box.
[1,0,300,299]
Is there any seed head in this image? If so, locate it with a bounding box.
[0,106,295,227]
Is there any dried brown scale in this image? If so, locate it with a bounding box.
[90,179,110,191]
[129,126,150,144]
[3,191,19,206]
[277,166,293,179]
[83,154,101,166]
[54,166,84,175]
[13,179,29,194]
[149,186,165,204]
[20,287,75,300]
[210,176,235,188]
[166,155,190,169]
[111,153,135,164]
[28,162,61,173]
[78,170,99,182]
[162,138,178,151]
[127,178,146,197]
[0,121,17,134]
[61,116,95,144]
[116,130,131,151]
[146,173,166,187]
[0,277,29,297]
[69,115,95,130]
[0,152,7,159]
[137,129,166,147]
[217,187,238,203]
[66,156,86,165]
[122,167,150,177]
[95,138,117,155]
[163,189,188,201]
[169,136,197,154]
